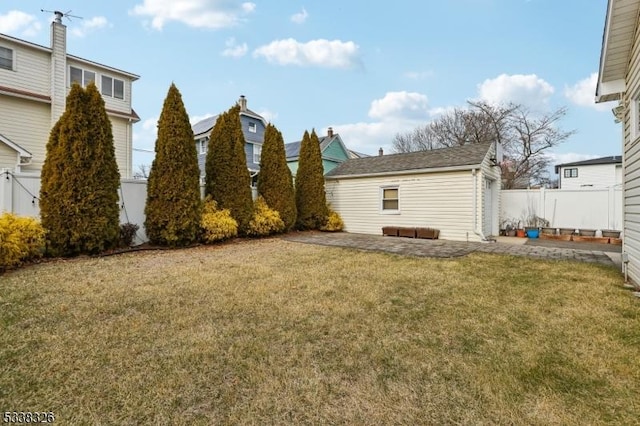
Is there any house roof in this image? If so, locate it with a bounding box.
[0,31,140,81]
[554,155,621,173]
[325,143,493,179]
[285,133,345,160]
[0,133,32,158]
[595,0,640,102]
[192,109,267,138]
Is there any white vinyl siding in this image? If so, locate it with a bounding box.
[622,16,640,285]
[0,42,50,97]
[111,117,132,178]
[326,170,479,242]
[560,164,621,189]
[0,141,18,169]
[0,96,50,172]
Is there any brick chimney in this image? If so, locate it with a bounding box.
[327,127,334,137]
[378,147,384,156]
[50,11,67,126]
[238,95,247,112]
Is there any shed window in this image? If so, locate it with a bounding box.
[381,187,399,212]
[0,46,13,70]
[564,168,578,178]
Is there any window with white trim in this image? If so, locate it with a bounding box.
[248,122,257,133]
[253,143,262,164]
[564,168,578,178]
[0,46,13,71]
[381,186,399,213]
[198,137,208,154]
[101,75,125,100]
[69,66,95,87]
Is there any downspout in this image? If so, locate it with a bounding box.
[472,168,488,242]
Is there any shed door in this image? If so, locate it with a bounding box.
[483,178,493,236]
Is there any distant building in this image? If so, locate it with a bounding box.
[191,95,267,185]
[0,11,139,176]
[284,127,352,176]
[554,156,622,189]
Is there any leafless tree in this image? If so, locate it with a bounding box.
[392,101,575,188]
[133,164,151,180]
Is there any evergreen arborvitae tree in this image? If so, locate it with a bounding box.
[295,129,328,230]
[40,82,121,256]
[205,104,253,233]
[144,83,202,246]
[258,124,297,230]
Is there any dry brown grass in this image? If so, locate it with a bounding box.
[1,238,638,425]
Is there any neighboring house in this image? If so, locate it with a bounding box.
[192,95,267,184]
[285,127,351,176]
[554,156,622,189]
[0,12,139,177]
[596,0,640,286]
[324,143,501,242]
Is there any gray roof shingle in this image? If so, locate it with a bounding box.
[284,135,337,159]
[325,143,493,178]
[554,155,621,173]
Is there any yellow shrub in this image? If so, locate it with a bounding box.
[247,197,285,237]
[200,197,238,243]
[0,212,46,270]
[320,207,344,232]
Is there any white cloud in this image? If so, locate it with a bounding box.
[478,73,554,109]
[564,73,612,111]
[291,8,308,24]
[369,91,429,120]
[70,16,110,38]
[0,11,41,37]
[253,38,361,69]
[130,0,256,30]
[221,37,248,58]
[331,92,432,155]
[257,109,278,123]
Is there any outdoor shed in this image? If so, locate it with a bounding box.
[324,143,501,242]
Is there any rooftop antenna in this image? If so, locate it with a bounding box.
[41,9,83,24]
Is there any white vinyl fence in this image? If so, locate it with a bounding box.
[500,187,623,232]
[1,171,260,245]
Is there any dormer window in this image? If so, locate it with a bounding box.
[248,122,257,133]
[101,75,125,100]
[0,46,13,71]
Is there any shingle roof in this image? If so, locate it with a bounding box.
[555,155,621,172]
[325,143,492,178]
[284,134,337,159]
[191,108,265,137]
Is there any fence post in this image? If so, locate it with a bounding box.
[539,187,545,222]
[0,170,13,213]
[608,186,615,230]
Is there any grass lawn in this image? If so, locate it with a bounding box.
[1,238,638,424]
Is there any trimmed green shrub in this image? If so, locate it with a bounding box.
[200,196,238,243]
[320,207,344,232]
[258,124,297,230]
[0,213,45,270]
[205,104,254,233]
[145,83,202,246]
[247,196,285,237]
[295,129,328,230]
[40,82,120,256]
[120,223,139,247]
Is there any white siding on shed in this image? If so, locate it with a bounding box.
[326,170,483,242]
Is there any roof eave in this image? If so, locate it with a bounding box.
[326,163,483,180]
[595,0,640,103]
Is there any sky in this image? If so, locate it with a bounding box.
[0,0,621,178]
